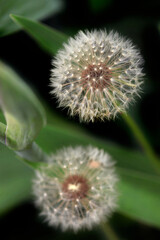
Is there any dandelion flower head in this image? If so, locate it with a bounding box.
[33,146,118,232]
[51,30,144,122]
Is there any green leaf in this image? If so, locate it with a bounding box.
[0,0,64,37]
[35,125,160,228]
[0,142,32,215]
[10,14,68,55]
[0,61,46,150]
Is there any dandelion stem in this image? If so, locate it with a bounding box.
[122,112,160,173]
[100,222,119,240]
[16,142,48,163]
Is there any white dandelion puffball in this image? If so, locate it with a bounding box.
[50,30,144,122]
[33,146,118,232]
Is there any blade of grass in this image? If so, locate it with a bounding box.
[10,14,68,55]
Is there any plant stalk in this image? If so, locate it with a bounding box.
[100,222,119,240]
[15,142,48,162]
[122,112,160,173]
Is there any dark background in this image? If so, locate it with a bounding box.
[0,0,160,239]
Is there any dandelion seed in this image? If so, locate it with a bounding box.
[50,30,144,122]
[33,146,118,232]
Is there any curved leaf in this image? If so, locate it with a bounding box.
[10,14,68,55]
[0,61,46,150]
[0,0,64,37]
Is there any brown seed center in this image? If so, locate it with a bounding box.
[81,63,112,91]
[62,175,89,200]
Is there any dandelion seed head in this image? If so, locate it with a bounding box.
[50,30,144,122]
[33,146,118,232]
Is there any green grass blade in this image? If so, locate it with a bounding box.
[10,14,68,55]
[0,0,64,37]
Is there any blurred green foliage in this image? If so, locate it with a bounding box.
[0,62,46,150]
[0,142,32,216]
[0,0,64,37]
[10,14,68,55]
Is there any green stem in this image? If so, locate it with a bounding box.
[100,222,119,240]
[122,112,160,173]
[0,122,6,145]
[15,142,48,163]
